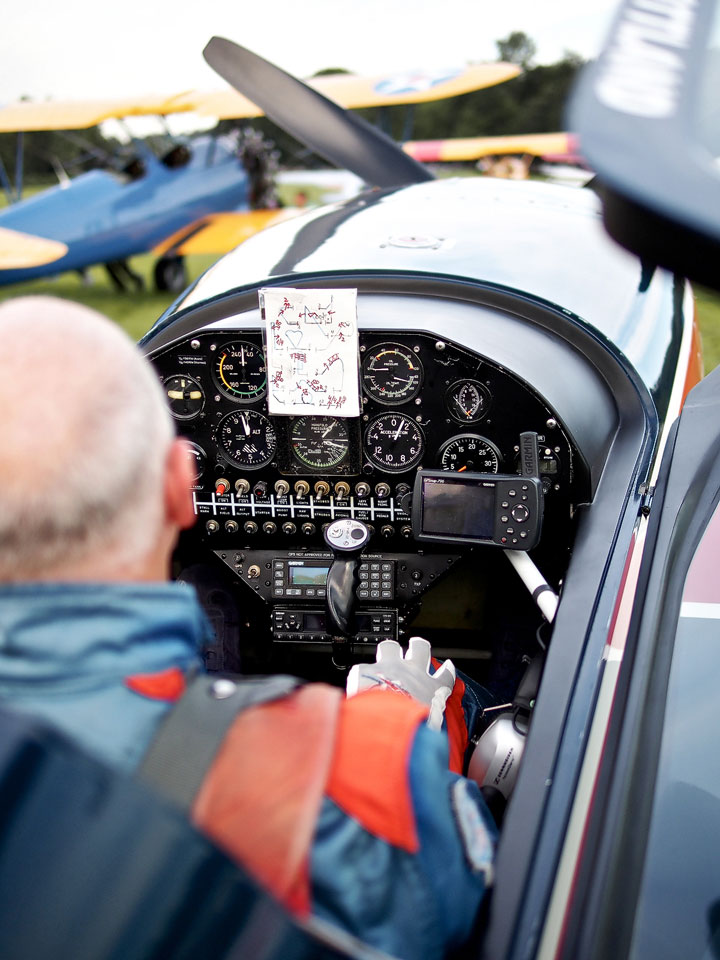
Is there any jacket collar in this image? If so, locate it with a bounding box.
[0,582,211,686]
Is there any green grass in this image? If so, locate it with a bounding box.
[694,286,720,373]
[0,254,217,341]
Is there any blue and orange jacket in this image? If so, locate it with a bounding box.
[0,582,496,960]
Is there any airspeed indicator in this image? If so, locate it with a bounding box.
[213,340,266,401]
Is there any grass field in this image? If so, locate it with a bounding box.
[0,254,217,342]
[2,257,720,373]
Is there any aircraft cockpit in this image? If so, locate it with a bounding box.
[143,190,627,688]
[142,172,690,827]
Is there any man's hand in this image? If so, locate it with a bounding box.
[346,637,456,730]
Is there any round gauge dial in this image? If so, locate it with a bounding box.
[439,434,501,473]
[365,413,425,472]
[291,416,350,469]
[362,343,423,404]
[216,410,276,469]
[446,379,491,423]
[213,341,267,401]
[164,375,204,419]
[185,441,207,482]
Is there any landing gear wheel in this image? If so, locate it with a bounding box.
[154,255,188,293]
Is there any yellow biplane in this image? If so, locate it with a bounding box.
[0,60,519,288]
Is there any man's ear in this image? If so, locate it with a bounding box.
[164,438,197,531]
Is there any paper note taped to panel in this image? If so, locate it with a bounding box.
[261,287,360,416]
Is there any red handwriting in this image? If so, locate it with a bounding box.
[290,352,307,363]
[321,353,341,374]
[271,371,283,386]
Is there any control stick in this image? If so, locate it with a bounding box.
[323,518,371,662]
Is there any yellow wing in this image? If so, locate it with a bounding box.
[191,62,521,118]
[153,209,299,258]
[402,132,576,163]
[0,227,68,269]
[0,63,520,132]
[0,93,203,132]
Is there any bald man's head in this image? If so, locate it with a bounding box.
[0,296,186,580]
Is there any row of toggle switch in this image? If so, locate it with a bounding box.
[214,478,408,501]
[205,518,413,538]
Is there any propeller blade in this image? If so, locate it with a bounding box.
[203,37,433,189]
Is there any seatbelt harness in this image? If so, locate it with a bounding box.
[139,673,343,915]
[139,673,302,811]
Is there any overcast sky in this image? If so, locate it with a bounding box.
[1,0,620,105]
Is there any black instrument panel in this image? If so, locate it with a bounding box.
[151,328,581,553]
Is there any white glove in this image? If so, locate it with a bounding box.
[346,637,456,731]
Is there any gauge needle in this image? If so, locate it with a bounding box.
[458,466,467,472]
[322,424,334,438]
[393,422,405,440]
[241,414,250,436]
[241,345,246,366]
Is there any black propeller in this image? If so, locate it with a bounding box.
[203,36,433,189]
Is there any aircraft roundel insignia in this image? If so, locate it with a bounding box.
[373,69,462,96]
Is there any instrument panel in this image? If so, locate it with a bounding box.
[151,328,580,554]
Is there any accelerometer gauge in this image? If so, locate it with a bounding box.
[365,413,425,472]
[216,410,276,469]
[438,434,501,473]
[291,416,350,469]
[164,375,204,419]
[213,340,267,401]
[362,343,423,404]
[446,379,491,423]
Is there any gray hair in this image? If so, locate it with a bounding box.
[0,296,174,579]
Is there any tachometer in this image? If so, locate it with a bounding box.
[365,413,425,472]
[291,416,350,469]
[445,379,491,423]
[212,340,266,401]
[362,343,423,404]
[438,434,501,473]
[216,410,276,469]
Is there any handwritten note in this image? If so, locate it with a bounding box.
[261,287,360,416]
